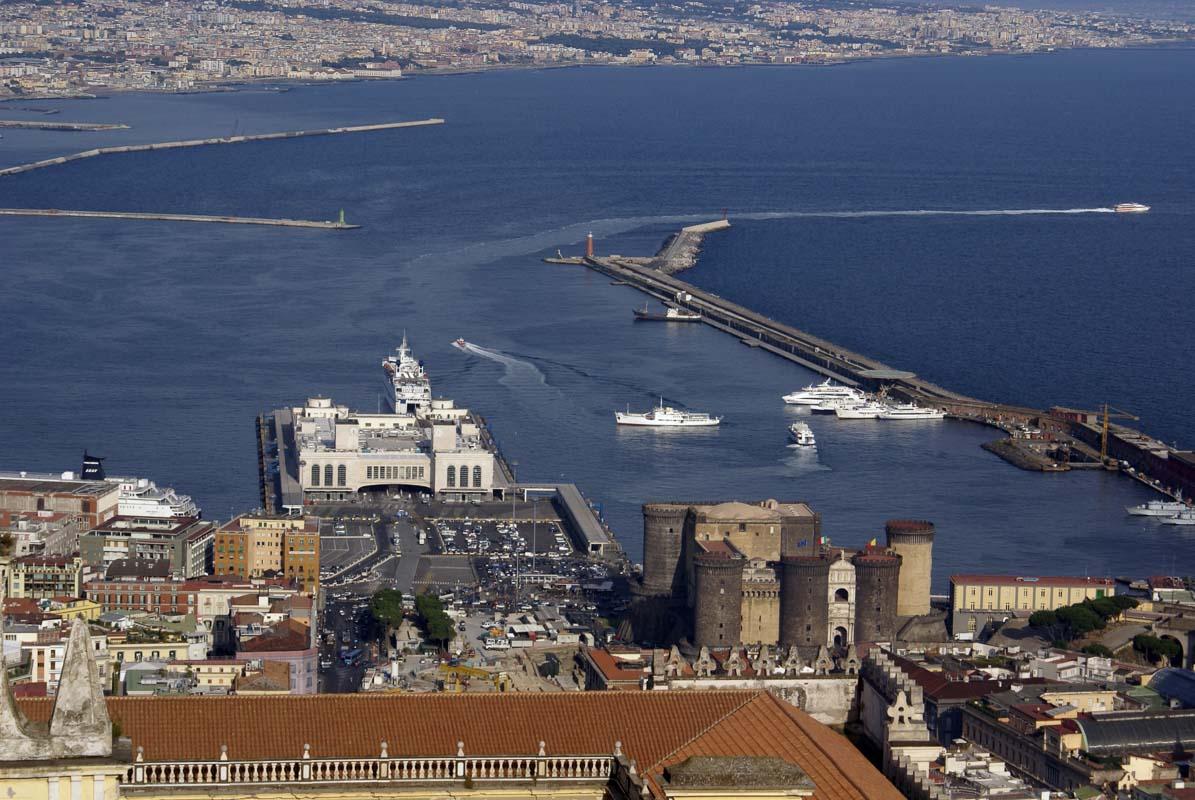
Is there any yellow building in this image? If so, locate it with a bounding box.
[949,574,1115,637]
[213,514,320,592]
[46,599,102,622]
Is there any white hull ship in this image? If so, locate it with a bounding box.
[877,403,946,421]
[783,379,863,406]
[616,399,721,427]
[1113,202,1150,213]
[382,333,432,415]
[788,422,816,447]
[1126,498,1188,517]
[1161,509,1195,526]
[835,401,888,420]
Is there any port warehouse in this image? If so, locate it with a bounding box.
[583,251,1195,501]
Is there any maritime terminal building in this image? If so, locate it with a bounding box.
[263,340,507,509]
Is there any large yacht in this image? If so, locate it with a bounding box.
[1113,202,1150,214]
[616,399,721,427]
[877,403,946,420]
[382,334,432,415]
[788,422,816,447]
[1126,498,1188,517]
[782,379,863,406]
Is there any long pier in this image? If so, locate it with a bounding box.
[0,208,360,230]
[0,120,129,131]
[578,223,1194,500]
[0,118,445,178]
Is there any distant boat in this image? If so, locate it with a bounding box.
[1114,202,1150,213]
[616,398,721,427]
[633,303,701,322]
[452,338,468,351]
[1161,509,1195,526]
[788,422,816,447]
[877,403,946,421]
[783,379,863,406]
[1126,498,1187,517]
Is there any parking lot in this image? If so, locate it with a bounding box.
[430,518,572,557]
[317,516,377,574]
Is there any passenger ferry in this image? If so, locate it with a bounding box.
[1126,498,1187,517]
[633,303,702,322]
[382,334,432,414]
[616,399,721,427]
[1113,202,1150,214]
[877,403,946,421]
[834,401,889,420]
[782,379,864,406]
[1161,509,1195,526]
[788,422,816,447]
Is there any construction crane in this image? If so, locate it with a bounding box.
[1101,403,1139,463]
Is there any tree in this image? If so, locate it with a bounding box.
[370,588,405,628]
[1029,610,1058,629]
[1057,604,1104,636]
[1081,643,1113,658]
[1133,634,1181,665]
[413,592,455,650]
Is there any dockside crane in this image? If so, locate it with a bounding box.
[1101,403,1139,463]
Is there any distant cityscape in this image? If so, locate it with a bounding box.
[1,0,1193,96]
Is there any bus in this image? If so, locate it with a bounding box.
[341,647,364,666]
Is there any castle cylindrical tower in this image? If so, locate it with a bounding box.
[779,556,830,647]
[692,554,744,648]
[885,519,935,617]
[641,504,687,598]
[852,552,901,643]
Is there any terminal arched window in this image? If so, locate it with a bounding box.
[324,465,333,486]
[447,465,456,488]
[311,465,320,486]
[337,464,346,487]
[473,466,482,487]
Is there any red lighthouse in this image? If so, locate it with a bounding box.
[585,232,594,259]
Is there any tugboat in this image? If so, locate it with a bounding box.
[633,303,701,322]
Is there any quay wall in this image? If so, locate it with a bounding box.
[0,118,445,178]
[0,120,129,131]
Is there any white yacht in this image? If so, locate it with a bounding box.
[877,403,947,420]
[788,422,816,447]
[1113,202,1150,214]
[114,478,200,518]
[835,401,888,420]
[1126,498,1188,517]
[1161,509,1195,526]
[616,399,721,427]
[382,333,432,414]
[782,379,863,406]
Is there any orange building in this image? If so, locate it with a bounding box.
[214,514,319,592]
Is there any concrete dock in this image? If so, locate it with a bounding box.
[0,118,444,178]
[0,208,361,230]
[0,120,129,131]
[580,223,1195,499]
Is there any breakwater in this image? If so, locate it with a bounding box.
[0,120,128,131]
[0,118,445,178]
[581,224,1195,500]
[652,219,731,273]
[0,208,360,230]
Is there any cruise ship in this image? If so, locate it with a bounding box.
[616,400,721,427]
[114,478,200,518]
[382,334,432,415]
[782,379,864,406]
[1114,202,1150,214]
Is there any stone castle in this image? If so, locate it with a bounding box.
[633,500,943,651]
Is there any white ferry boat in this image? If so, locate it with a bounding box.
[788,422,816,447]
[1113,202,1150,214]
[114,478,200,518]
[616,399,721,427]
[782,379,863,406]
[1161,509,1195,526]
[835,401,888,420]
[1126,498,1188,517]
[382,334,432,414]
[877,403,946,420]
[633,303,702,322]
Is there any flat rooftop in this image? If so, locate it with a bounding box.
[0,473,117,496]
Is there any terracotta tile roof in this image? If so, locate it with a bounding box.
[16,689,898,800]
[648,692,903,800]
[238,618,310,653]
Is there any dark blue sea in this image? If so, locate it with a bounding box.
[2,49,1194,589]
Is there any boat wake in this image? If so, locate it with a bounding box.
[456,341,550,388]
[741,208,1115,220]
